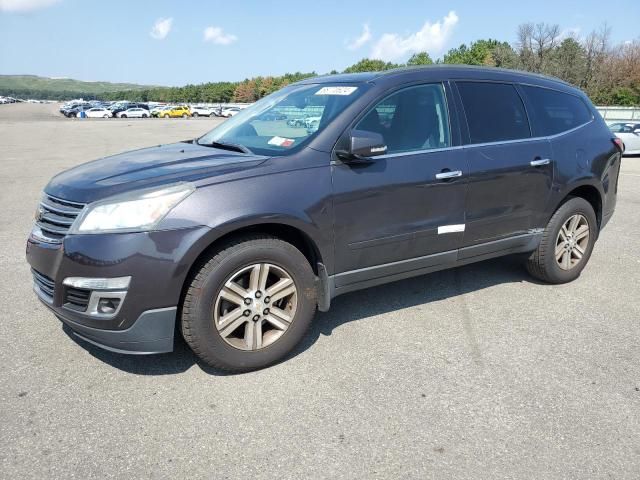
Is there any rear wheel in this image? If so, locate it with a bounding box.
[182,113,188,118]
[103,114,109,118]
[526,197,597,284]
[181,236,317,372]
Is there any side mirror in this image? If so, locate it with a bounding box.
[336,130,387,162]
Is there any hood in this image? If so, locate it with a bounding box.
[45,142,268,203]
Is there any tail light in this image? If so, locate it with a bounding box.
[612,137,625,153]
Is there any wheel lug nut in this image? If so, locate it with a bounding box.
[255,291,262,298]
[243,310,251,316]
[253,315,260,321]
[264,296,270,304]
[263,308,270,315]
[244,298,251,305]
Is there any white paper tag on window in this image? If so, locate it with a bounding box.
[438,224,465,234]
[267,136,295,147]
[315,86,357,96]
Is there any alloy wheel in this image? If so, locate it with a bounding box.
[555,214,589,270]
[213,263,298,351]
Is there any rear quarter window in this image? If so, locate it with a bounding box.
[456,81,531,144]
[520,85,593,136]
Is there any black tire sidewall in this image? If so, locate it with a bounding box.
[541,197,597,283]
[183,240,316,371]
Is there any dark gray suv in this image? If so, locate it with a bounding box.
[27,66,622,371]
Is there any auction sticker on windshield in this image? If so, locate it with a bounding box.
[315,86,358,96]
[268,136,295,147]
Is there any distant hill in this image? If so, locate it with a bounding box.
[0,75,160,100]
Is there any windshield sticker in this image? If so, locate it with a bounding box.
[268,136,295,147]
[315,86,358,96]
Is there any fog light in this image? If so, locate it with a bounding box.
[97,298,120,315]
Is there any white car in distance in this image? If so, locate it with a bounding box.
[221,107,242,117]
[116,108,149,118]
[85,108,112,118]
[190,106,212,117]
[609,122,640,155]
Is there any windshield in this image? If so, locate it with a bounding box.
[198,83,367,155]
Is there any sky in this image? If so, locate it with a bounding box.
[0,0,638,86]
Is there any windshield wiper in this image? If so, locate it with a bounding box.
[200,140,253,154]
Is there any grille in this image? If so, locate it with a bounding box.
[32,269,55,301]
[64,287,91,312]
[35,194,85,242]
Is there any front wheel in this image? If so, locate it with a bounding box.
[120,114,127,118]
[181,236,317,372]
[526,197,597,284]
[192,112,199,117]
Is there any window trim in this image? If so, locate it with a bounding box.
[333,81,453,161]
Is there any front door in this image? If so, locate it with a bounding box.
[331,83,468,287]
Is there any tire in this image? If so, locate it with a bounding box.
[192,112,199,117]
[526,197,597,284]
[181,236,317,372]
[103,114,109,118]
[121,114,127,118]
[142,114,148,118]
[182,113,188,118]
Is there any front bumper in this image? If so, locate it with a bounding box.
[26,225,211,354]
[55,305,176,354]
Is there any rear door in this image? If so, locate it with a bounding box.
[454,81,553,247]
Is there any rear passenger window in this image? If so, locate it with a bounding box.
[521,85,593,136]
[355,83,450,154]
[457,82,530,144]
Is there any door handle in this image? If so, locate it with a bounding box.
[435,170,463,180]
[530,158,551,166]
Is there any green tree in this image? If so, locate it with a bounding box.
[444,39,512,66]
[407,52,434,65]
[343,58,399,73]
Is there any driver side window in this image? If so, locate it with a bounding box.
[356,83,450,155]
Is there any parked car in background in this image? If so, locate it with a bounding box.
[609,122,640,154]
[190,105,213,117]
[26,66,621,372]
[110,102,149,116]
[159,105,191,118]
[63,104,92,117]
[259,111,287,121]
[151,105,171,117]
[220,106,242,117]
[116,107,149,118]
[85,108,112,118]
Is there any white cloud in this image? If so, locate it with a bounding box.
[371,11,459,61]
[203,26,237,45]
[150,17,173,40]
[346,24,372,50]
[0,0,60,12]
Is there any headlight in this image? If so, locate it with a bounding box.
[70,183,195,234]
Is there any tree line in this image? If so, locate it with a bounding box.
[4,23,638,105]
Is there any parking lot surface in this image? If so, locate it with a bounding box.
[1,103,639,479]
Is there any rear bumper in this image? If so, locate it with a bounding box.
[55,305,177,354]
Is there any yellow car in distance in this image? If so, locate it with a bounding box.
[160,105,191,118]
